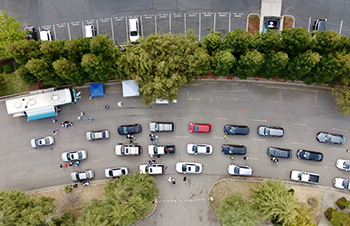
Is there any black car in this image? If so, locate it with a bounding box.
[221,144,247,155]
[24,26,38,41]
[267,147,293,158]
[296,149,323,162]
[224,125,249,135]
[313,19,326,31]
[117,124,142,135]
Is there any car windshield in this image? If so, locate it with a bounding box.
[102,131,106,138]
[121,146,125,155]
[78,152,82,159]
[344,161,350,169]
[343,180,349,189]
[228,146,234,154]
[193,146,198,153]
[86,171,91,178]
[182,164,186,172]
[91,133,95,139]
[154,146,158,155]
[193,125,199,132]
[123,127,129,134]
[66,153,71,161]
[234,166,239,174]
[109,170,113,177]
[130,31,138,36]
[264,128,270,136]
[75,173,80,180]
[195,166,200,172]
[155,124,159,131]
[121,169,126,175]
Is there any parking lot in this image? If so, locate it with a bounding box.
[38,11,246,43]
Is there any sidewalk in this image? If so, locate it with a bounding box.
[260,0,282,31]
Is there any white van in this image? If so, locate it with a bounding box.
[40,30,53,41]
[129,18,140,43]
[85,25,96,38]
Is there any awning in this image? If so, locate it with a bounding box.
[122,80,139,97]
[26,106,57,121]
[90,83,105,97]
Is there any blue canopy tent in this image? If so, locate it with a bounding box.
[90,83,105,98]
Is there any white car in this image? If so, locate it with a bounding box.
[61,150,87,162]
[104,167,128,178]
[175,162,202,174]
[149,122,174,132]
[30,136,55,148]
[70,170,94,181]
[187,144,213,155]
[227,164,253,176]
[139,164,164,175]
[86,129,110,141]
[336,159,350,171]
[128,18,140,43]
[333,178,350,190]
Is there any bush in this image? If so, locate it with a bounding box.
[325,207,336,220]
[14,62,21,70]
[288,188,295,195]
[307,197,319,210]
[336,197,349,210]
[3,64,14,74]
[64,185,72,193]
[0,66,3,73]
[0,76,5,90]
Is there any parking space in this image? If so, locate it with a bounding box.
[70,21,84,40]
[142,14,156,38]
[54,23,69,40]
[157,14,170,34]
[186,13,200,40]
[171,13,185,34]
[98,18,113,39]
[113,16,128,44]
[201,12,214,40]
[215,12,230,37]
[230,13,245,32]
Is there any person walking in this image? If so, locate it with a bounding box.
[52,119,57,123]
[80,112,85,116]
[168,177,172,183]
[243,156,248,160]
[73,184,78,188]
[105,105,109,109]
[89,117,93,121]
[172,178,176,184]
[69,162,73,166]
[183,176,187,181]
[75,161,80,166]
[77,116,82,120]
[60,164,63,168]
[53,128,58,134]
[224,135,228,139]
[230,156,234,160]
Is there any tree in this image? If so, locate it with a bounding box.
[250,180,299,225]
[234,50,264,79]
[310,30,347,55]
[201,29,222,56]
[281,28,312,57]
[15,65,38,85]
[216,192,259,226]
[211,50,235,76]
[6,39,42,65]
[332,86,350,115]
[330,211,350,226]
[77,172,160,226]
[288,204,317,226]
[222,28,253,58]
[254,29,282,54]
[0,189,74,225]
[258,51,288,79]
[0,10,26,58]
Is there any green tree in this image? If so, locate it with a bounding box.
[310,30,347,55]
[288,204,317,226]
[201,29,222,56]
[53,58,84,86]
[216,192,259,226]
[0,10,26,58]
[6,39,42,65]
[211,50,235,76]
[332,86,350,115]
[281,28,312,57]
[77,172,160,226]
[250,180,299,225]
[258,51,288,79]
[222,28,253,58]
[0,189,74,225]
[15,65,37,85]
[254,29,282,54]
[330,211,350,226]
[234,50,264,79]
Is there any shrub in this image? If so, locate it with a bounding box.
[336,197,349,210]
[307,197,319,210]
[0,66,3,73]
[3,64,14,74]
[288,188,295,195]
[325,207,336,220]
[14,62,21,70]
[64,185,72,193]
[0,76,5,90]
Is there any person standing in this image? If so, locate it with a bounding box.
[168,177,172,183]
[183,176,187,181]
[105,105,109,109]
[172,178,176,184]
[80,112,85,116]
[89,117,93,121]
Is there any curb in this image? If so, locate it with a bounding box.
[246,13,260,33]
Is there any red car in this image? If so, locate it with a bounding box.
[189,123,212,133]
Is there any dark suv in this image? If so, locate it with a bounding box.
[267,147,293,158]
[24,26,38,41]
[313,19,326,31]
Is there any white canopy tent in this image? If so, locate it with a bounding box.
[122,80,140,97]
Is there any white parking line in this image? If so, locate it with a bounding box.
[252,119,267,122]
[26,151,36,154]
[332,128,348,132]
[292,123,307,126]
[252,138,266,142]
[331,147,345,151]
[214,136,223,139]
[266,101,278,103]
[323,166,337,170]
[291,142,305,145]
[173,118,188,120]
[175,136,189,138]
[136,118,151,121]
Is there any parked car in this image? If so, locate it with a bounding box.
[187,144,213,155]
[139,164,164,175]
[221,144,247,155]
[30,135,54,148]
[86,129,109,141]
[24,25,37,41]
[104,167,128,178]
[224,125,249,135]
[296,149,323,162]
[176,162,202,174]
[117,124,142,135]
[84,24,96,38]
[257,125,284,137]
[61,150,87,162]
[333,178,350,190]
[149,122,174,132]
[227,164,253,176]
[40,29,53,41]
[70,169,94,181]
[290,170,319,184]
[313,19,326,31]
[316,132,346,145]
[129,18,140,43]
[189,123,212,133]
[115,143,141,156]
[267,147,293,158]
[336,159,350,171]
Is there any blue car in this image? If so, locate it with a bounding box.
[117,124,142,135]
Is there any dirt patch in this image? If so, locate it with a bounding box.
[208,179,324,224]
[248,14,260,35]
[283,16,295,30]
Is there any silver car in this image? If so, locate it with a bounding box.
[257,125,284,137]
[61,150,88,162]
[227,164,253,176]
[336,159,350,171]
[70,169,94,181]
[30,136,54,148]
[333,178,350,190]
[86,129,110,141]
[175,162,202,174]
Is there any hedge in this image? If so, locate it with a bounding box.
[0,66,3,73]
[3,64,14,74]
